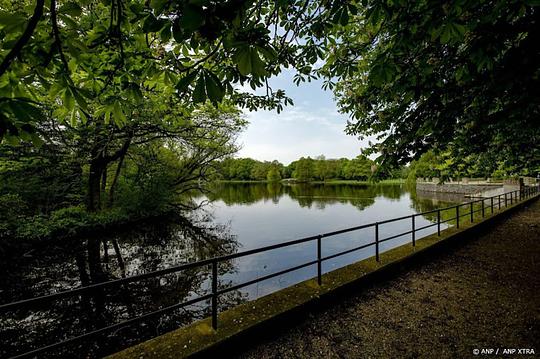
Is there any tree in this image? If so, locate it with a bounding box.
[0,0,351,143]
[342,155,372,180]
[321,0,540,174]
[250,162,270,180]
[266,166,281,182]
[314,155,330,180]
[293,157,314,182]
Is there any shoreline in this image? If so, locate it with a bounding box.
[216,179,408,185]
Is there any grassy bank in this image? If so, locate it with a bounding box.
[216,179,408,185]
[310,179,407,185]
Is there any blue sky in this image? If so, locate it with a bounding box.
[236,69,371,165]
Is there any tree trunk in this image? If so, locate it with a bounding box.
[101,165,107,193]
[88,160,104,212]
[108,151,127,207]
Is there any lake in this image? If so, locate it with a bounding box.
[0,182,465,358]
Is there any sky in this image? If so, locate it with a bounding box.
[236,69,372,165]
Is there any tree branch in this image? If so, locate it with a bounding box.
[0,0,45,77]
[50,0,70,74]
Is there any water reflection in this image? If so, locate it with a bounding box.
[201,183,464,302]
[0,212,244,358]
[206,182,411,210]
[1,183,466,358]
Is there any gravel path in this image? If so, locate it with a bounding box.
[237,199,540,358]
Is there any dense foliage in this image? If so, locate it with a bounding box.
[406,149,532,181]
[0,103,245,243]
[320,0,540,174]
[0,0,349,142]
[218,155,375,182]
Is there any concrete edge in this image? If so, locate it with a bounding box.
[108,194,539,359]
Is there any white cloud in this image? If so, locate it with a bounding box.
[233,68,377,164]
[237,105,371,164]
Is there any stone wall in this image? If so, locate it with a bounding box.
[416,182,502,194]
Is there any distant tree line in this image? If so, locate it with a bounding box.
[406,150,537,182]
[218,155,375,182]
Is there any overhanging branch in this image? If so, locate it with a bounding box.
[0,0,45,77]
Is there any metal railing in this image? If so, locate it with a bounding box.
[1,185,539,358]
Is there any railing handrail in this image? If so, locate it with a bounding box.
[1,184,538,358]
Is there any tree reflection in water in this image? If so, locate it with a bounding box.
[206,182,414,210]
[0,211,245,358]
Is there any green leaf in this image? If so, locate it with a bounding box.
[63,88,75,111]
[192,74,206,103]
[59,14,78,29]
[129,3,144,14]
[71,87,88,112]
[150,0,168,15]
[440,25,452,43]
[6,100,43,123]
[175,71,198,92]
[179,5,205,32]
[112,101,126,125]
[58,2,82,17]
[29,132,44,147]
[143,14,167,33]
[160,23,171,42]
[172,18,188,42]
[0,11,26,27]
[3,135,20,146]
[250,47,267,77]
[204,71,224,104]
[233,46,267,77]
[258,46,277,61]
[0,11,26,32]
[234,47,252,76]
[69,108,77,126]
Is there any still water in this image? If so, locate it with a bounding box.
[0,183,464,357]
[202,183,460,299]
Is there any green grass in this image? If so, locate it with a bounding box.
[216,179,409,185]
[310,179,407,185]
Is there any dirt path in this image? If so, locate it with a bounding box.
[237,199,540,358]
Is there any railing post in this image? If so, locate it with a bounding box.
[317,235,322,285]
[411,215,416,246]
[437,209,441,236]
[211,260,218,330]
[456,205,460,228]
[470,202,474,223]
[490,197,494,214]
[481,199,485,218]
[510,191,513,205]
[505,193,507,207]
[375,223,380,262]
[498,195,501,210]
